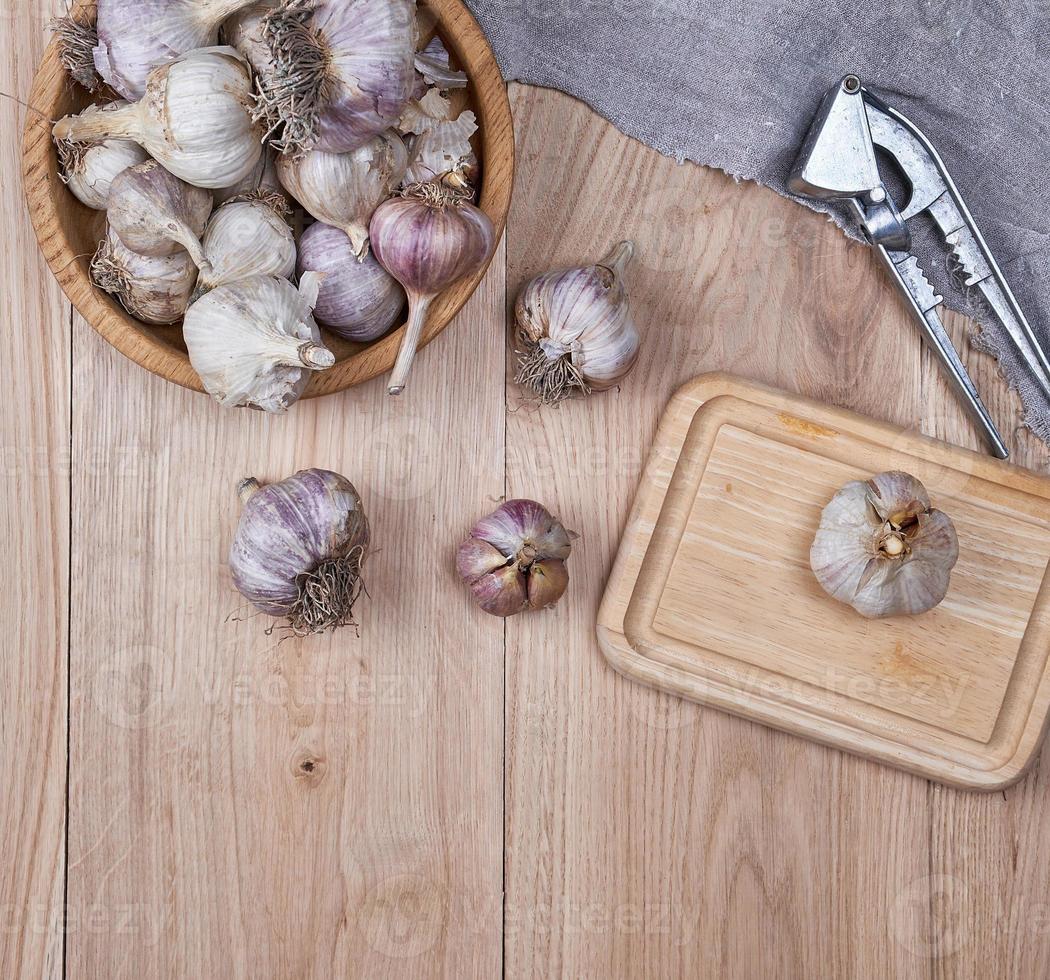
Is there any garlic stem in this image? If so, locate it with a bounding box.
[53,103,139,144]
[600,240,634,279]
[295,342,336,370]
[237,477,263,504]
[388,295,432,396]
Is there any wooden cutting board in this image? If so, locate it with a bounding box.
[597,374,1050,790]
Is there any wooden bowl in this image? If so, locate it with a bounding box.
[21,0,514,398]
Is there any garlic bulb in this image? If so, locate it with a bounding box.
[811,471,959,618]
[107,161,212,268]
[91,228,197,325]
[53,48,264,190]
[56,106,149,210]
[230,469,370,635]
[370,181,495,394]
[183,273,334,412]
[195,200,296,297]
[400,89,478,187]
[275,132,408,257]
[515,241,640,404]
[92,0,259,100]
[457,500,573,617]
[258,0,417,155]
[298,223,405,341]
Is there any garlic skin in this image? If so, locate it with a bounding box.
[515,241,640,404]
[400,89,478,187]
[56,103,149,210]
[183,273,335,412]
[53,48,265,190]
[259,0,417,155]
[93,0,259,100]
[457,500,573,617]
[107,161,212,268]
[370,182,495,394]
[413,36,467,90]
[91,227,197,325]
[811,471,959,619]
[230,469,370,635]
[195,200,296,297]
[276,133,408,258]
[297,223,405,341]
[223,0,277,81]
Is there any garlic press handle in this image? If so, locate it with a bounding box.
[873,241,1009,459]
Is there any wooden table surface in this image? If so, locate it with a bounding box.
[5,3,1050,977]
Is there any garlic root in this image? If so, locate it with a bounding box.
[52,15,100,91]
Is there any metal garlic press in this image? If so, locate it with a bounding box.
[789,74,1050,460]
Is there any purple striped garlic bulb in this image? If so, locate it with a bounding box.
[230,470,370,635]
[456,500,573,618]
[810,471,959,618]
[54,0,260,98]
[514,241,640,404]
[370,181,494,395]
[297,223,405,341]
[257,0,417,155]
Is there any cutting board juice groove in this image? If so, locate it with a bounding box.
[598,374,1050,790]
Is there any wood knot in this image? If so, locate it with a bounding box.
[290,749,327,786]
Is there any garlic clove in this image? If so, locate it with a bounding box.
[183,273,334,412]
[90,227,198,325]
[515,241,641,404]
[297,223,405,341]
[276,132,408,258]
[107,160,212,267]
[528,559,569,610]
[469,565,529,618]
[194,200,296,298]
[456,538,510,583]
[810,471,959,618]
[470,498,572,561]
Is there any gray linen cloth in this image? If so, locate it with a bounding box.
[465,0,1050,442]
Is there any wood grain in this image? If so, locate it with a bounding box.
[600,374,1050,789]
[504,84,931,980]
[65,242,505,975]
[8,14,1050,974]
[21,0,514,398]
[1,1,69,977]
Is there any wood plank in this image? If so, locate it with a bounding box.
[504,84,932,979]
[923,313,1050,976]
[67,241,506,976]
[2,1,69,977]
